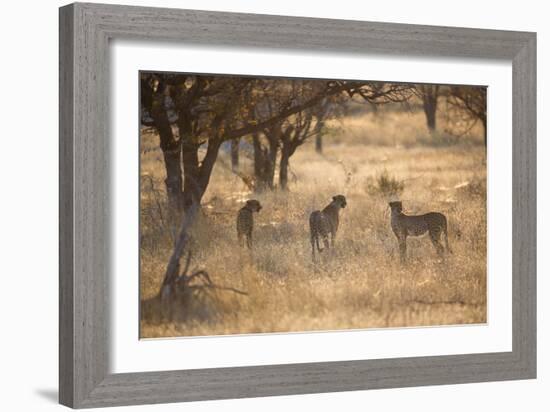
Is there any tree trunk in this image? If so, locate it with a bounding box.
[421,86,439,135]
[279,147,290,190]
[150,99,183,210]
[252,133,263,186]
[177,110,223,211]
[162,150,184,211]
[230,138,239,172]
[181,142,201,211]
[423,95,437,133]
[252,133,277,191]
[268,139,277,188]
[315,134,323,154]
[198,139,222,198]
[179,139,222,211]
[314,119,324,154]
[424,103,436,132]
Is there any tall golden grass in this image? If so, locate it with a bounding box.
[139,109,486,338]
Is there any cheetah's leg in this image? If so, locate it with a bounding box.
[398,236,407,263]
[246,232,252,249]
[315,234,322,253]
[238,232,244,248]
[429,230,444,256]
[322,235,330,251]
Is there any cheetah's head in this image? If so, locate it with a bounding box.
[246,199,262,212]
[332,195,347,208]
[388,201,403,213]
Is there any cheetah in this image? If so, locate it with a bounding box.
[309,195,347,261]
[388,200,452,263]
[237,199,262,249]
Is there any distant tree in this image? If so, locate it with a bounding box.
[447,86,487,146]
[251,80,321,190]
[413,84,441,133]
[230,138,240,172]
[260,81,414,190]
[313,99,330,154]
[279,110,317,190]
[252,129,278,191]
[250,79,346,191]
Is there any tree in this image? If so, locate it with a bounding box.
[348,82,413,105]
[141,74,246,211]
[447,86,487,146]
[252,130,278,191]
[141,75,416,206]
[230,138,240,172]
[249,83,285,191]
[313,98,330,154]
[413,84,441,133]
[279,110,316,190]
[248,78,361,191]
[255,80,415,191]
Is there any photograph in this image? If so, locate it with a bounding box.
[138,72,487,338]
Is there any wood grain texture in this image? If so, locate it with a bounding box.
[59,2,537,408]
[59,4,74,406]
[512,34,537,374]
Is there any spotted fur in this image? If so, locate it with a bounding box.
[237,200,262,249]
[309,195,347,261]
[389,201,451,262]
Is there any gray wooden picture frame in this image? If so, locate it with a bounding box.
[59,2,536,408]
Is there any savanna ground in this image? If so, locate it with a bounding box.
[139,108,487,338]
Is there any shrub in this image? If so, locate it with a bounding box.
[366,170,405,197]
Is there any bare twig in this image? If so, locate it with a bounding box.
[216,156,256,191]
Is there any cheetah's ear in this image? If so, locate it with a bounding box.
[333,196,337,201]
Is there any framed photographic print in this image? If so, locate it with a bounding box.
[59,2,536,408]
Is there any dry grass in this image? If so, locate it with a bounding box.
[139,110,487,338]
